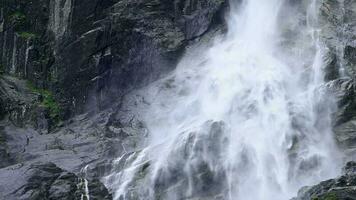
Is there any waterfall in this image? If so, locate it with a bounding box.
[105,0,343,199]
[79,165,90,200]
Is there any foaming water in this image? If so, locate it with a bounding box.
[105,0,343,199]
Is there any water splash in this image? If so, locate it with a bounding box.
[106,0,343,199]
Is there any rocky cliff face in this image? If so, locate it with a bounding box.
[0,0,227,199]
[0,0,227,119]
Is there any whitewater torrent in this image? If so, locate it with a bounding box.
[105,0,343,199]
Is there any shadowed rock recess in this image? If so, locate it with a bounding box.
[0,0,355,199]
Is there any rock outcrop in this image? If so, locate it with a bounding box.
[0,75,149,199]
[0,162,112,200]
[293,162,356,200]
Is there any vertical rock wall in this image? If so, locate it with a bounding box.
[0,0,227,120]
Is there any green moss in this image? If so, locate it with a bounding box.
[8,11,28,32]
[312,192,339,200]
[9,11,25,20]
[26,81,37,91]
[17,32,36,39]
[9,11,26,25]
[323,193,338,200]
[26,81,61,123]
[42,90,61,121]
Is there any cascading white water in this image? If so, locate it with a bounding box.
[80,165,90,200]
[105,0,343,199]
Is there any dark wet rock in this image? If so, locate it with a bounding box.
[0,76,39,124]
[0,104,146,171]
[0,75,61,133]
[0,86,150,199]
[319,0,356,79]
[327,78,356,158]
[0,162,111,200]
[0,69,151,199]
[319,0,355,73]
[292,161,356,200]
[0,125,14,168]
[319,0,356,159]
[344,161,356,175]
[0,76,146,199]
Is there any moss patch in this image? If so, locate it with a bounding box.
[9,11,26,22]
[312,192,339,200]
[322,193,338,200]
[9,11,26,30]
[17,31,36,39]
[27,81,61,123]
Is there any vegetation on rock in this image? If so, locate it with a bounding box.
[9,11,26,31]
[312,193,339,200]
[17,31,36,39]
[27,81,61,123]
